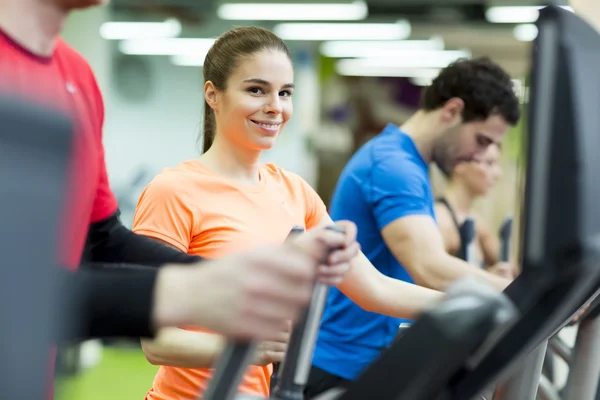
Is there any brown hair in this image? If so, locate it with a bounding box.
[201,27,292,153]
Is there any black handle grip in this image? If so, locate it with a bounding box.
[459,218,477,265]
[499,216,513,262]
[271,224,347,400]
[272,226,307,387]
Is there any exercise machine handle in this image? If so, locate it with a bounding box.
[499,216,513,263]
[271,225,347,400]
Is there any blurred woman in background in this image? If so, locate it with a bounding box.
[435,143,513,277]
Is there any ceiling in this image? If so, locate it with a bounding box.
[110,0,538,77]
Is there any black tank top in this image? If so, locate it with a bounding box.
[437,197,483,267]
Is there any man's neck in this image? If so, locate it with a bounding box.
[400,110,446,164]
[0,0,67,56]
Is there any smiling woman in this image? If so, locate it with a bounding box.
[130,27,330,400]
[201,27,294,156]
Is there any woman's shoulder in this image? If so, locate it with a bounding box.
[262,163,313,188]
[144,160,214,194]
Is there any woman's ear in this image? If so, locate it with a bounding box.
[204,81,219,112]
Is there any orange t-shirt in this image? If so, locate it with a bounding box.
[132,160,328,400]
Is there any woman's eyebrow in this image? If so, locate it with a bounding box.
[243,78,295,89]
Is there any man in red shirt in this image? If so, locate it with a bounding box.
[0,0,359,376]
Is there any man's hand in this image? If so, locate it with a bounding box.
[487,262,516,280]
[292,220,360,285]
[153,245,318,342]
[251,321,291,366]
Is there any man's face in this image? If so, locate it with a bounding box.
[432,114,511,176]
[53,0,109,10]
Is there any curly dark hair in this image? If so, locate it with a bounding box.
[421,57,521,125]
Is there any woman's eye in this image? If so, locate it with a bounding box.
[280,90,292,97]
[248,87,263,94]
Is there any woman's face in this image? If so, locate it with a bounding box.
[453,144,503,197]
[210,49,294,151]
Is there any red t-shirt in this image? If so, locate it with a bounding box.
[0,30,118,269]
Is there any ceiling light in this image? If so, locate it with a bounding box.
[273,20,410,41]
[217,1,368,21]
[336,64,441,79]
[335,50,471,70]
[118,38,216,56]
[319,37,444,58]
[486,5,573,24]
[100,19,181,40]
[513,24,539,41]
[410,76,434,86]
[171,54,205,67]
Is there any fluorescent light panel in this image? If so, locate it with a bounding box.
[319,37,444,58]
[171,54,205,67]
[217,1,368,21]
[273,21,411,41]
[100,19,181,40]
[336,64,441,79]
[335,50,471,70]
[118,38,216,56]
[513,24,539,41]
[410,76,434,86]
[486,5,574,23]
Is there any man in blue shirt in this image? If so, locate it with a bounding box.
[305,57,521,398]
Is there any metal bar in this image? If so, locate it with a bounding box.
[548,335,572,365]
[564,316,600,400]
[493,340,548,400]
[537,373,561,400]
[499,216,513,262]
[271,226,346,400]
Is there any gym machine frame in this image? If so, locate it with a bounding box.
[0,95,74,398]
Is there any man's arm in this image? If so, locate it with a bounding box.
[56,265,159,343]
[84,212,201,267]
[381,215,510,291]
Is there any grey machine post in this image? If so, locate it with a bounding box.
[562,299,600,400]
[462,217,478,266]
[0,96,74,398]
[203,225,346,400]
[270,225,346,400]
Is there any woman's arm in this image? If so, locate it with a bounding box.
[474,214,501,267]
[141,328,225,368]
[318,215,444,320]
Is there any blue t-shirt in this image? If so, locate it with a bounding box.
[312,124,436,380]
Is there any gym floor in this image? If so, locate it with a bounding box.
[56,347,157,400]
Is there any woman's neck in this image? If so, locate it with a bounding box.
[444,181,475,218]
[200,135,262,185]
[0,0,67,56]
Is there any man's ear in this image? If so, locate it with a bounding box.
[204,81,219,112]
[441,98,464,125]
